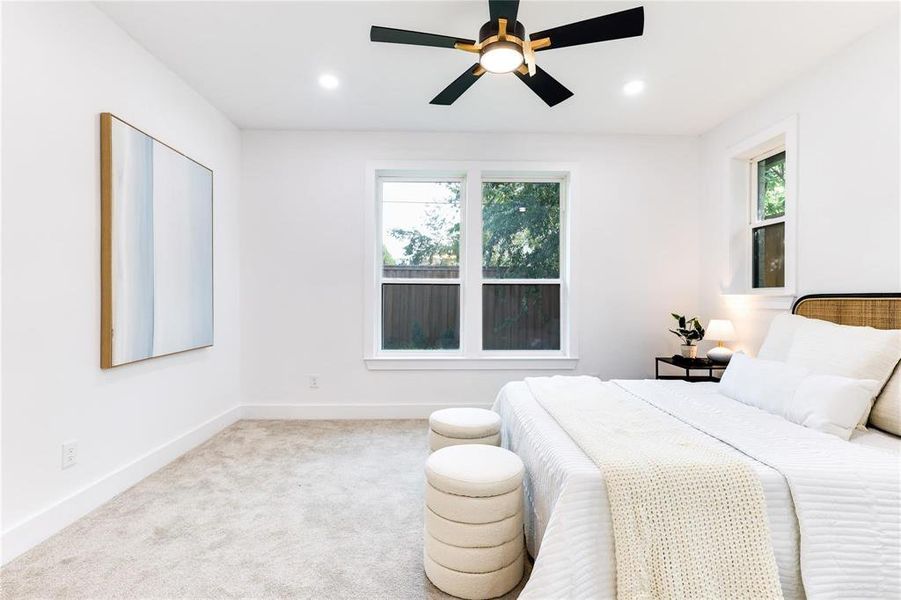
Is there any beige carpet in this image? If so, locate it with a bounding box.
[1,420,530,599]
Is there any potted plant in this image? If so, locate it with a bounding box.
[669,313,705,359]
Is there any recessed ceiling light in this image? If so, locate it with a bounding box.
[318,74,340,90]
[623,80,645,96]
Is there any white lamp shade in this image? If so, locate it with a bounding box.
[706,319,736,342]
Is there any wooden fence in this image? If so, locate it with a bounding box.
[482,284,560,350]
[381,277,559,350]
[383,265,458,279]
[382,284,459,349]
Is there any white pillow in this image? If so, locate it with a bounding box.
[785,317,900,383]
[785,375,879,440]
[784,317,901,427]
[757,313,805,360]
[719,353,807,414]
[719,353,877,440]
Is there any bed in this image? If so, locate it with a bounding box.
[493,294,901,599]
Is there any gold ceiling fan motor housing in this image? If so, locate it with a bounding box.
[454,18,551,76]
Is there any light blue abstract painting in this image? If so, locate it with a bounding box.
[104,114,213,367]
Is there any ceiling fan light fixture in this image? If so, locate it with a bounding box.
[370,3,645,106]
[479,41,523,74]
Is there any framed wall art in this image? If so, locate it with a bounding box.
[100,113,213,368]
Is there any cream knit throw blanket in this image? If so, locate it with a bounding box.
[526,376,783,600]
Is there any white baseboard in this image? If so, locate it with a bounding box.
[0,405,242,565]
[241,402,492,420]
[1,401,494,565]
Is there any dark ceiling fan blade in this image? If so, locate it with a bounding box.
[514,66,573,107]
[530,6,644,51]
[489,0,519,24]
[370,26,475,49]
[430,64,485,105]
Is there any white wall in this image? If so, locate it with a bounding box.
[240,131,701,413]
[1,2,242,561]
[6,0,894,568]
[697,21,900,352]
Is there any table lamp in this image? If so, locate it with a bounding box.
[705,319,736,364]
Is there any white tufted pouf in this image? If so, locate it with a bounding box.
[429,429,501,452]
[425,508,523,548]
[428,408,501,452]
[425,445,523,497]
[425,485,522,524]
[423,445,525,599]
[424,552,525,600]
[425,533,523,573]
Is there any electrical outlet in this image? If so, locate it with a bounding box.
[309,375,320,390]
[61,441,78,469]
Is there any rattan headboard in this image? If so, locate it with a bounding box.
[792,294,901,330]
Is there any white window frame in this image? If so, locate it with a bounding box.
[722,116,798,308]
[480,174,568,358]
[363,161,579,371]
[376,174,467,358]
[748,145,787,291]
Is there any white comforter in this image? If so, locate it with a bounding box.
[493,379,901,600]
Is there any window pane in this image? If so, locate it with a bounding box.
[483,284,560,350]
[382,181,461,278]
[482,182,560,279]
[756,151,785,220]
[752,223,785,288]
[382,284,459,350]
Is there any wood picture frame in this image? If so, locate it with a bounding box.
[100,113,214,368]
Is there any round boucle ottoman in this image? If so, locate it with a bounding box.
[424,551,525,600]
[423,445,525,599]
[429,429,501,452]
[425,484,522,524]
[425,507,523,548]
[425,445,523,497]
[425,532,523,573]
[428,408,501,452]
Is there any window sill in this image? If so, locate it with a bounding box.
[723,293,795,311]
[364,356,579,371]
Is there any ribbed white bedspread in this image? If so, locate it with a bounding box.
[526,376,783,600]
[493,378,898,599]
[619,379,900,599]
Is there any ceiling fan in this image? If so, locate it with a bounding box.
[370,1,644,107]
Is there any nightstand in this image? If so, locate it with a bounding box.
[655,356,726,383]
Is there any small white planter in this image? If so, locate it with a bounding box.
[680,345,698,359]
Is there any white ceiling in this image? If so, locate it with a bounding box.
[96,1,897,135]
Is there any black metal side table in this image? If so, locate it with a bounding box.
[655,356,726,382]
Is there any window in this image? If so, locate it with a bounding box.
[367,165,574,368]
[380,180,462,350]
[723,116,796,304]
[750,148,786,289]
[482,181,561,350]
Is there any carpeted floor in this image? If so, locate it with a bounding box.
[1,420,530,599]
